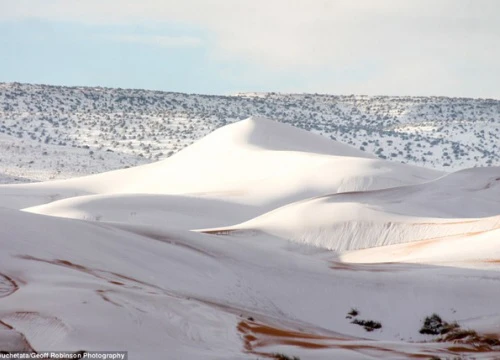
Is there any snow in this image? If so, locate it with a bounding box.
[1,117,500,359]
[341,227,500,264]
[202,166,500,252]
[1,117,442,210]
[1,82,500,182]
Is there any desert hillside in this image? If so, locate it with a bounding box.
[1,117,500,359]
[1,82,499,182]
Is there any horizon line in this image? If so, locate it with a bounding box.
[1,81,500,101]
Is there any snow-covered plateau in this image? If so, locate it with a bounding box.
[1,82,499,182]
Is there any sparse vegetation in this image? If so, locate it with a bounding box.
[420,314,500,349]
[272,353,300,360]
[420,313,458,335]
[347,307,359,317]
[346,308,382,331]
[0,82,499,182]
[351,319,382,332]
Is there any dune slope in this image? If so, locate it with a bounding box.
[200,166,500,252]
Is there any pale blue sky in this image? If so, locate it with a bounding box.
[1,0,499,98]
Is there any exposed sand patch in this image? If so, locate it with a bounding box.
[0,312,67,352]
[0,273,18,298]
[119,227,219,258]
[95,289,123,307]
[329,261,427,272]
[238,319,500,359]
[16,255,164,295]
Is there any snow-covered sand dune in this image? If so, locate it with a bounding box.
[202,166,500,252]
[25,194,256,230]
[342,226,500,264]
[2,117,500,359]
[6,117,441,212]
